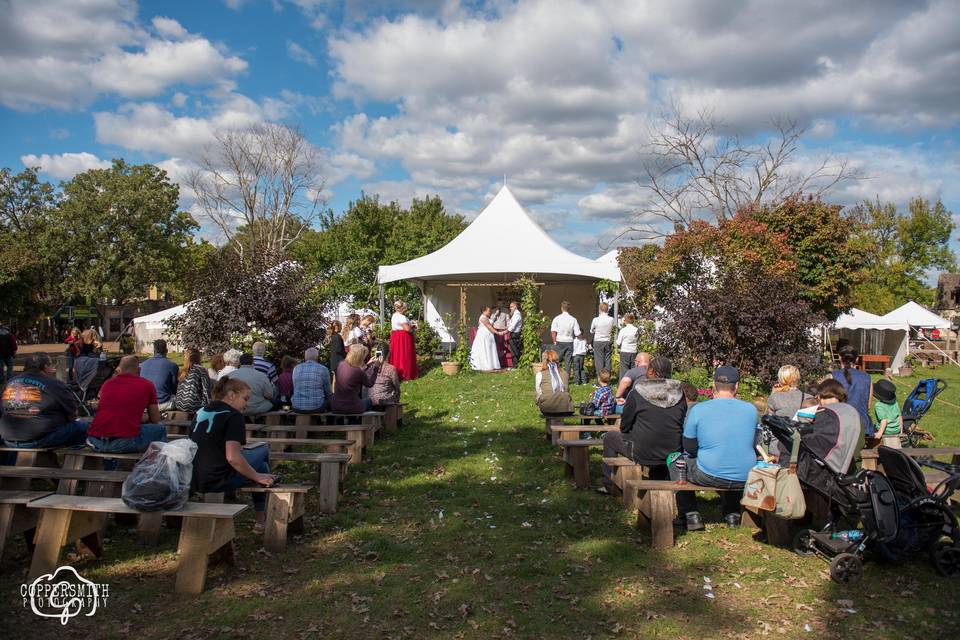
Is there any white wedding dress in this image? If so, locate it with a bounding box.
[470,315,501,371]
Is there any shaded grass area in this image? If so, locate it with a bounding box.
[1,366,958,639]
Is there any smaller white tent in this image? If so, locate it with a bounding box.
[133,304,186,353]
[832,308,910,372]
[881,301,951,329]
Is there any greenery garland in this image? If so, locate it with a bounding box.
[516,276,548,368]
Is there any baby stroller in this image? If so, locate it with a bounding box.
[873,446,960,577]
[762,415,900,584]
[900,378,946,446]
[69,355,119,416]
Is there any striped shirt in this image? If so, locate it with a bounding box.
[253,356,278,383]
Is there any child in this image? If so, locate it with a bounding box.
[680,381,699,407]
[572,335,589,385]
[590,369,616,417]
[873,379,902,448]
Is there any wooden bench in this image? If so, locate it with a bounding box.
[550,424,619,445]
[240,485,311,552]
[558,439,603,489]
[602,457,645,509]
[27,495,247,594]
[623,479,761,549]
[57,449,142,496]
[271,452,350,514]
[0,489,53,559]
[248,424,373,464]
[166,433,354,456]
[543,414,619,441]
[0,447,60,474]
[860,446,960,471]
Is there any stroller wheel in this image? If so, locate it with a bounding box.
[931,542,960,578]
[829,553,863,584]
[792,529,816,557]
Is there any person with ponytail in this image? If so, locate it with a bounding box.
[189,377,276,533]
[831,345,873,434]
[535,349,574,415]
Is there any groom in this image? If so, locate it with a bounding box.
[506,301,523,368]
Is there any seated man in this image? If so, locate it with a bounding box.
[613,352,651,414]
[291,347,332,413]
[600,356,685,494]
[86,356,167,454]
[252,341,278,383]
[139,339,179,411]
[1,352,88,448]
[669,365,759,531]
[228,354,278,416]
[190,377,276,533]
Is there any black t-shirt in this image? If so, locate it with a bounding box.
[189,400,246,491]
[0,372,78,442]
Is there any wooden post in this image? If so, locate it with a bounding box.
[264,492,292,553]
[569,446,590,489]
[175,517,216,594]
[379,284,385,324]
[317,461,339,514]
[29,509,72,580]
[649,490,675,549]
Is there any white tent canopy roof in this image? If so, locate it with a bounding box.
[834,308,907,331]
[881,301,951,329]
[377,186,621,283]
[133,304,186,325]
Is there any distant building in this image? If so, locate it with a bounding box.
[936,273,960,324]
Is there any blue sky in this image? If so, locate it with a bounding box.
[2,0,958,260]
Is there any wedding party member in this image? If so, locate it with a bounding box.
[342,317,359,346]
[490,301,509,367]
[388,301,418,381]
[590,303,614,374]
[359,315,377,347]
[228,354,278,415]
[571,334,589,385]
[87,356,167,455]
[470,305,507,371]
[615,313,639,378]
[174,348,211,413]
[292,348,332,413]
[327,320,347,378]
[140,339,179,411]
[550,301,582,377]
[535,349,574,415]
[506,301,523,368]
[332,344,380,414]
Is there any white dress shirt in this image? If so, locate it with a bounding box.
[590,314,614,341]
[507,310,523,333]
[616,323,639,353]
[573,337,588,356]
[550,312,581,342]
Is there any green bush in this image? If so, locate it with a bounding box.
[415,320,441,358]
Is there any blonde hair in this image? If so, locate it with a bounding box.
[212,377,250,400]
[345,343,369,368]
[541,349,559,367]
[394,300,406,312]
[777,365,801,389]
[341,317,355,343]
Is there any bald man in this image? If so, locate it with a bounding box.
[614,352,651,414]
[87,355,168,456]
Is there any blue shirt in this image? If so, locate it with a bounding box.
[683,397,758,482]
[292,360,332,412]
[253,356,278,383]
[832,368,871,427]
[139,355,179,403]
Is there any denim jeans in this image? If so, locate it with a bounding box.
[1,355,13,385]
[87,423,168,453]
[3,420,90,449]
[668,454,745,517]
[207,444,270,512]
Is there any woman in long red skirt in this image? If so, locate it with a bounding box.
[388,300,419,381]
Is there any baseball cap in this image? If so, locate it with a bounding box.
[714,365,740,383]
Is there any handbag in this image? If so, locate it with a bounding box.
[741,432,806,519]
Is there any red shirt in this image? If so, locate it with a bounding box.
[88,374,158,438]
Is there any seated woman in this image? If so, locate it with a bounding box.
[369,356,401,410]
[189,377,276,533]
[535,349,574,415]
[765,364,808,418]
[276,355,297,405]
[174,348,211,413]
[332,344,380,414]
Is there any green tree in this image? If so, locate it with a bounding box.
[294,194,465,316]
[849,197,956,313]
[56,160,198,304]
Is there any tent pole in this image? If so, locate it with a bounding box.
[613,283,619,323]
[379,284,385,322]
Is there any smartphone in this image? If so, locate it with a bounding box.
[375,349,383,359]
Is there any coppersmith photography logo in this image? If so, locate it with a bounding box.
[20,566,109,625]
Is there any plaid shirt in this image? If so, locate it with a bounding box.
[591,384,615,417]
[291,360,332,411]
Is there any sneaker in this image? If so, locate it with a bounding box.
[724,513,740,529]
[594,486,611,496]
[685,512,705,532]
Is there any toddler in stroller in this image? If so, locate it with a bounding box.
[69,354,119,416]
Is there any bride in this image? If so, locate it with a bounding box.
[470,305,506,371]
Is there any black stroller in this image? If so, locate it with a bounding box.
[68,355,119,416]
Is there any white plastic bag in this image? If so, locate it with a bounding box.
[121,439,198,511]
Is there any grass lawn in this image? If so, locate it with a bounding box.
[2,363,959,639]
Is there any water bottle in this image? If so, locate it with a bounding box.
[829,530,864,542]
[676,459,687,484]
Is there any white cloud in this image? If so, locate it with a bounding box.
[0,0,247,110]
[48,128,70,140]
[286,40,318,67]
[20,152,111,179]
[171,92,189,108]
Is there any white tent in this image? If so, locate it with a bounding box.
[133,304,186,353]
[377,186,622,343]
[880,301,951,329]
[832,308,910,372]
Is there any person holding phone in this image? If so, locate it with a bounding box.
[370,351,401,409]
[190,377,276,533]
[332,344,381,414]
